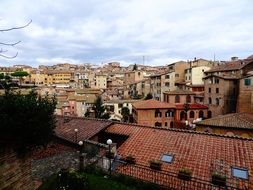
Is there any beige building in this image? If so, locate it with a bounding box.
[185,66,211,85]
[237,74,253,112]
[124,71,144,84]
[95,74,107,89]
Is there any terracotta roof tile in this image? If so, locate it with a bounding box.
[55,116,112,143]
[163,90,195,95]
[132,99,175,109]
[175,103,208,109]
[197,113,253,129]
[105,123,253,185]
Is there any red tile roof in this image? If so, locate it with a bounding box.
[105,123,253,185]
[163,90,195,95]
[197,113,253,129]
[55,116,112,143]
[132,99,175,109]
[175,103,208,109]
[206,59,253,73]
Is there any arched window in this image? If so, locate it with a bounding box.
[190,111,195,118]
[155,122,162,127]
[166,109,174,117]
[208,110,212,118]
[216,98,219,106]
[199,110,204,118]
[180,111,186,120]
[170,121,174,128]
[186,95,191,103]
[175,95,180,103]
[155,109,162,117]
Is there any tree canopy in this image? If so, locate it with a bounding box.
[11,71,29,77]
[93,96,109,119]
[144,93,153,100]
[0,90,56,154]
[132,63,138,71]
[121,107,130,122]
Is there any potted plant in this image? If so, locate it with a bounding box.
[211,172,226,186]
[125,155,136,164]
[178,168,192,181]
[149,160,162,170]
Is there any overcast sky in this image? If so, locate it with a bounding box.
[0,0,253,67]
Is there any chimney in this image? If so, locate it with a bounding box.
[231,56,238,61]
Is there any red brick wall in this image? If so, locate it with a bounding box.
[0,147,34,190]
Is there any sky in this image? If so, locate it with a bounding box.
[0,0,253,67]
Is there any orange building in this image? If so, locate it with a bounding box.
[132,99,175,128]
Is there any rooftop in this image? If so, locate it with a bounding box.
[163,89,195,95]
[105,122,253,182]
[55,116,112,143]
[175,103,208,109]
[196,112,253,129]
[132,99,175,109]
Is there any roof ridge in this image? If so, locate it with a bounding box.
[111,120,253,141]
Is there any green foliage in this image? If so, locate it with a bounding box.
[121,107,130,122]
[11,71,29,77]
[93,96,109,119]
[0,73,4,80]
[0,90,56,154]
[144,93,153,100]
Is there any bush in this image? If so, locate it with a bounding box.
[0,90,56,155]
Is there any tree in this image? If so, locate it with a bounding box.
[0,90,56,155]
[121,107,130,122]
[93,96,108,119]
[0,20,32,59]
[11,71,29,85]
[144,93,153,100]
[132,63,138,71]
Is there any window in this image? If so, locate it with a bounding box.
[244,78,251,86]
[155,109,162,117]
[175,74,179,77]
[175,95,180,103]
[215,78,219,84]
[180,111,186,120]
[155,122,162,127]
[190,111,195,118]
[165,75,170,79]
[208,97,212,104]
[166,110,174,117]
[186,95,191,103]
[170,121,174,128]
[216,88,219,93]
[231,167,248,180]
[165,82,170,87]
[208,88,211,93]
[165,122,167,127]
[161,154,173,163]
[216,98,219,106]
[208,110,212,118]
[199,110,204,118]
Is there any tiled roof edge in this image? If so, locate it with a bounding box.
[110,120,253,141]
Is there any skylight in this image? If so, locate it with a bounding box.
[161,154,173,163]
[232,167,248,180]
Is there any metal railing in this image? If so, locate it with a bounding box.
[95,157,252,190]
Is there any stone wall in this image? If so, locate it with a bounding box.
[32,151,79,180]
[0,147,34,190]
